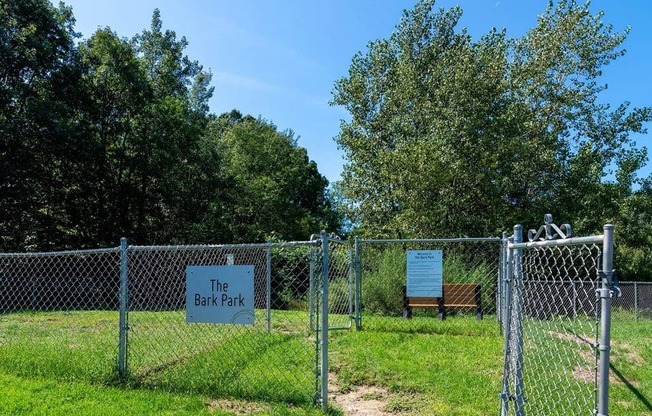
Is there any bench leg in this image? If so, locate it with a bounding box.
[475,286,483,320]
[402,285,412,319]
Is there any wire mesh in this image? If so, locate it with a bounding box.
[357,239,502,332]
[0,237,357,408]
[326,239,354,330]
[126,242,320,404]
[613,282,652,321]
[0,248,121,382]
[503,243,602,415]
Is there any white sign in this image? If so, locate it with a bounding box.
[186,265,254,325]
[406,250,443,298]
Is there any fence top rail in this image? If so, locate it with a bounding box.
[360,237,501,244]
[327,237,349,245]
[0,240,326,257]
[509,234,603,250]
[0,246,120,258]
[128,240,320,252]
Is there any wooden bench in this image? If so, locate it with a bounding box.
[403,283,483,320]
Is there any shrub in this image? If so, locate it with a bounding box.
[362,248,406,316]
[361,248,495,316]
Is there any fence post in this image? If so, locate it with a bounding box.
[348,248,354,327]
[512,225,526,416]
[500,232,514,416]
[118,237,129,376]
[499,231,508,329]
[320,231,330,412]
[266,241,272,332]
[354,236,362,330]
[309,245,315,331]
[597,224,615,416]
[634,282,638,322]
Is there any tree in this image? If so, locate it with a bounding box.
[0,5,340,251]
[332,0,651,241]
[0,0,80,250]
[207,111,337,242]
[614,189,652,280]
[72,27,151,247]
[127,9,216,244]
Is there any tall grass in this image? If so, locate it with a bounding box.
[362,248,494,316]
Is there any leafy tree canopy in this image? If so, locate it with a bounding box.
[0,1,338,250]
[332,0,651,278]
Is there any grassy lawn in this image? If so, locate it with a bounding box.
[0,371,324,416]
[330,317,504,416]
[609,318,652,415]
[0,310,650,415]
[0,309,323,415]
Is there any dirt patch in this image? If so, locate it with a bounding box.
[329,373,392,416]
[332,386,392,416]
[572,365,595,384]
[547,330,593,346]
[207,398,266,415]
[544,330,623,385]
[571,340,644,386]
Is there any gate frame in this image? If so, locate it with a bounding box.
[500,216,615,416]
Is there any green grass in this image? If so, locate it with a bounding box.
[1,310,650,415]
[0,309,325,415]
[0,371,325,416]
[609,318,652,415]
[126,309,322,404]
[330,316,504,416]
[0,310,118,382]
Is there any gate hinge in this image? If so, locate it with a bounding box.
[597,269,621,298]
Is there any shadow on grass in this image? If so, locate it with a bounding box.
[610,363,652,412]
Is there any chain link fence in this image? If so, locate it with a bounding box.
[312,236,356,410]
[498,280,652,324]
[0,248,122,382]
[325,239,354,331]
[355,238,502,333]
[5,229,639,413]
[0,236,354,409]
[613,281,652,321]
[503,243,601,414]
[501,223,614,416]
[125,241,320,404]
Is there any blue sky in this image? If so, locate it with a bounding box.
[60,0,652,185]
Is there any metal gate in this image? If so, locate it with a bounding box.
[500,215,615,415]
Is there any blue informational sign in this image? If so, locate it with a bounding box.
[186,265,254,325]
[406,250,443,298]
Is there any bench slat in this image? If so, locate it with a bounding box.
[403,283,483,320]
